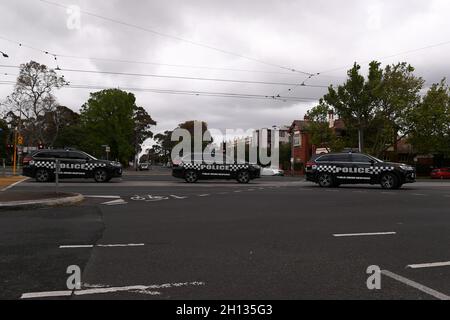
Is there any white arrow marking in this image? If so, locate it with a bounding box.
[102,199,127,206]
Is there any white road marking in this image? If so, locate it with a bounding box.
[198,194,210,197]
[381,192,396,195]
[59,243,144,249]
[411,193,426,196]
[84,195,121,199]
[1,177,29,192]
[234,190,242,193]
[170,195,188,199]
[333,232,396,237]
[381,270,450,300]
[102,199,127,206]
[20,281,205,299]
[407,261,450,269]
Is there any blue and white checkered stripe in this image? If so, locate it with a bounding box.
[30,161,107,171]
[182,163,249,172]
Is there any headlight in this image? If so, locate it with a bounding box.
[400,165,413,171]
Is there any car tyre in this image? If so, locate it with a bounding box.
[237,170,251,184]
[35,169,52,183]
[185,170,199,183]
[94,168,109,183]
[318,173,334,188]
[380,173,399,190]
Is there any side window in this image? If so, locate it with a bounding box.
[68,152,87,160]
[316,155,332,163]
[34,152,59,158]
[351,154,373,163]
[331,154,351,162]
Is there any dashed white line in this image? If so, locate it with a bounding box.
[170,195,188,199]
[333,232,396,238]
[198,194,210,197]
[84,195,121,199]
[59,243,145,249]
[102,199,128,206]
[411,193,426,196]
[407,261,450,269]
[381,270,450,300]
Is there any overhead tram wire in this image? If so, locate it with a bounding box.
[0,36,312,76]
[0,80,320,102]
[38,0,314,77]
[0,64,329,88]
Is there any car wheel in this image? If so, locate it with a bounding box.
[318,173,334,188]
[94,169,109,183]
[35,169,51,183]
[237,171,251,184]
[184,170,198,183]
[380,173,398,190]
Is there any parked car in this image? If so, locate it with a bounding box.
[138,162,151,171]
[22,149,122,183]
[306,152,416,189]
[261,167,284,176]
[430,168,450,179]
[172,154,261,184]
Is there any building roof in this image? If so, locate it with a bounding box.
[289,120,310,133]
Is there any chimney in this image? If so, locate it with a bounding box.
[328,110,335,128]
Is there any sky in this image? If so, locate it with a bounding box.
[1,0,450,148]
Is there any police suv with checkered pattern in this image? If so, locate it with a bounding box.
[172,154,261,183]
[306,153,416,189]
[22,149,123,183]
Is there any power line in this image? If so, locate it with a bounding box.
[0,64,329,88]
[38,0,314,76]
[0,36,314,76]
[317,40,450,75]
[0,80,320,102]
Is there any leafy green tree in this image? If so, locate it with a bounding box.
[369,63,424,157]
[306,101,348,152]
[80,89,137,164]
[324,62,379,152]
[409,80,450,157]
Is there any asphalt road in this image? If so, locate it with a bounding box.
[1,173,450,300]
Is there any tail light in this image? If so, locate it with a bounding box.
[172,158,181,167]
[22,155,33,165]
[306,161,315,167]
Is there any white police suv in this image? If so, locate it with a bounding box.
[22,149,122,183]
[306,152,416,189]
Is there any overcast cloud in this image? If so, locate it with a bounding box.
[1,0,450,146]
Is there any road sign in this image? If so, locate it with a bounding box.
[105,146,111,153]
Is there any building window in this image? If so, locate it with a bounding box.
[293,131,301,147]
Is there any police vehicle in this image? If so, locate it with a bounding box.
[306,152,416,189]
[22,149,123,183]
[172,154,261,184]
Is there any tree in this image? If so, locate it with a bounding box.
[80,89,137,164]
[2,61,67,147]
[132,106,156,168]
[0,119,10,160]
[369,62,424,157]
[409,80,450,157]
[306,101,348,152]
[324,62,378,152]
[42,106,81,147]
